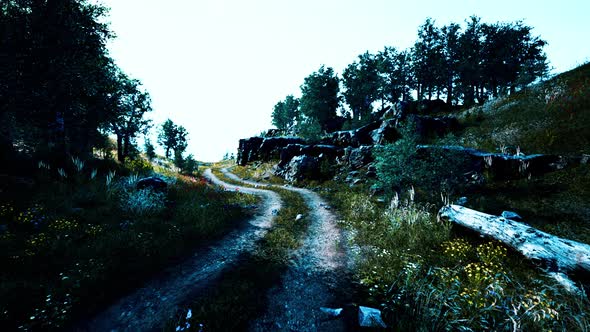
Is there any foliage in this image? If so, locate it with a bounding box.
[183,154,198,175]
[299,65,341,132]
[0,158,258,330]
[342,52,382,122]
[144,139,156,161]
[123,157,153,175]
[374,122,471,201]
[321,184,590,331]
[295,117,323,142]
[271,95,299,131]
[120,188,166,217]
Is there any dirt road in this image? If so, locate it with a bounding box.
[80,169,280,331]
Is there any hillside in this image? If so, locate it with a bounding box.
[228,62,590,330]
[459,62,590,155]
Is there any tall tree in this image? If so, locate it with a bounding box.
[412,18,445,102]
[299,65,341,133]
[441,23,461,105]
[457,16,484,105]
[173,125,189,156]
[342,52,381,123]
[110,72,152,162]
[481,21,548,95]
[271,95,299,131]
[377,47,414,106]
[0,0,117,158]
[144,138,156,161]
[158,119,177,159]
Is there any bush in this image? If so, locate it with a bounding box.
[120,188,166,217]
[374,122,471,201]
[124,157,153,175]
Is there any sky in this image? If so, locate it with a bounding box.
[101,0,590,162]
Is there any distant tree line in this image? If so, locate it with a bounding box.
[272,16,548,137]
[0,0,197,173]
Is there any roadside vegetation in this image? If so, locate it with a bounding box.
[0,156,258,330]
[318,181,590,331]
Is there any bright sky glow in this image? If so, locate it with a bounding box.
[102,0,590,161]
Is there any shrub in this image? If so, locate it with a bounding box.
[374,123,471,201]
[120,188,166,217]
[124,157,153,175]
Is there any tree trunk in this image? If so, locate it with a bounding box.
[439,205,590,293]
[123,135,131,161]
[116,134,124,162]
[447,79,453,106]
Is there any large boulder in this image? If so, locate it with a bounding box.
[136,177,167,192]
[237,137,264,166]
[237,136,305,166]
[370,119,400,145]
[323,119,397,148]
[258,137,306,162]
[408,114,460,139]
[282,155,321,183]
[417,145,570,180]
[345,145,374,170]
[279,144,343,168]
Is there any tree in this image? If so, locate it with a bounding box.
[342,52,381,124]
[183,154,198,175]
[144,138,156,161]
[299,65,341,133]
[377,47,414,107]
[157,119,188,160]
[441,23,461,105]
[173,125,189,156]
[110,72,152,162]
[1,0,118,159]
[158,119,177,159]
[481,21,548,95]
[457,16,484,105]
[412,18,445,102]
[271,95,299,131]
[173,149,184,170]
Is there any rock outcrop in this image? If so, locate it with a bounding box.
[279,155,322,183]
[417,145,573,180]
[237,136,305,166]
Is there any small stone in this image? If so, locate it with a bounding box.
[295,214,304,221]
[455,197,468,205]
[320,307,343,317]
[501,210,523,221]
[358,306,387,328]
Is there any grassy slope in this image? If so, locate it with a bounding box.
[459,62,590,155]
[451,63,590,242]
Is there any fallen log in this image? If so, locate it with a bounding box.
[438,204,590,293]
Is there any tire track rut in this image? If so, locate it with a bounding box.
[221,169,352,331]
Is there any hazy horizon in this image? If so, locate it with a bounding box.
[102,0,590,161]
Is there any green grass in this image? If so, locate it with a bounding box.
[0,157,258,330]
[317,181,590,331]
[166,167,310,331]
[230,162,287,185]
[458,62,590,155]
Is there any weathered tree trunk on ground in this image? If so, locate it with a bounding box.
[438,204,590,293]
